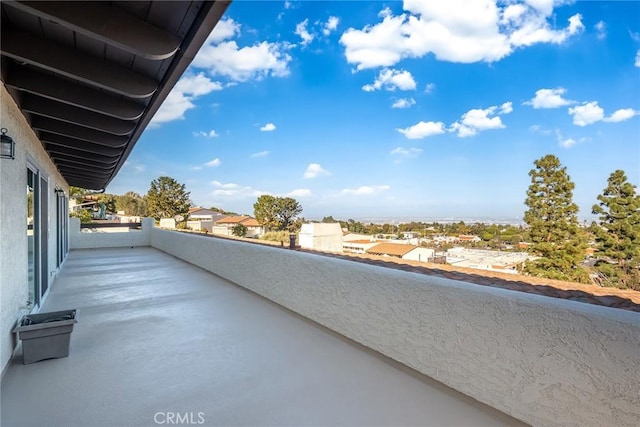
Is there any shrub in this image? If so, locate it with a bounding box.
[232,224,248,237]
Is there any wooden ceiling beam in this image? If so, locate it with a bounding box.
[31,117,128,148]
[1,26,158,98]
[5,66,145,120]
[22,94,136,136]
[7,1,181,60]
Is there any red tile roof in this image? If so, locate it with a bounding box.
[241,218,260,227]
[366,243,419,257]
[215,216,261,227]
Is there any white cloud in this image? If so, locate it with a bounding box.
[635,50,640,67]
[525,88,574,109]
[211,181,266,198]
[287,189,311,197]
[391,147,423,158]
[509,13,584,47]
[522,0,555,15]
[151,73,222,125]
[397,121,446,139]
[391,98,416,109]
[124,160,146,173]
[362,68,417,91]
[212,181,238,189]
[603,108,638,123]
[206,18,241,44]
[450,103,511,137]
[193,40,291,82]
[323,16,340,36]
[192,130,219,138]
[568,101,605,126]
[424,83,436,94]
[529,124,552,135]
[559,137,576,148]
[501,4,527,23]
[341,185,390,196]
[500,102,513,114]
[340,1,584,70]
[174,73,223,96]
[304,163,330,179]
[555,130,590,149]
[295,19,314,46]
[594,21,606,40]
[204,158,221,167]
[199,17,292,82]
[260,123,276,132]
[251,150,270,158]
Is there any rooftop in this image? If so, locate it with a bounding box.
[367,242,420,257]
[1,247,524,427]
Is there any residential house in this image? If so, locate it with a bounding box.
[343,233,375,242]
[445,247,533,274]
[186,207,228,232]
[458,234,481,243]
[213,216,264,238]
[188,207,228,222]
[366,243,435,262]
[343,240,379,254]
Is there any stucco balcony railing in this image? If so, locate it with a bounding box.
[3,218,639,427]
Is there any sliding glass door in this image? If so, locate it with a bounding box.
[26,167,38,308]
[56,190,68,268]
[26,165,51,310]
[39,175,49,297]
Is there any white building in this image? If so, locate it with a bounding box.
[366,243,435,262]
[343,233,374,242]
[299,223,344,252]
[445,247,534,274]
[343,240,379,254]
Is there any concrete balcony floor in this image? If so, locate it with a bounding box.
[2,247,527,427]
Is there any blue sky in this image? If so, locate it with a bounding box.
[108,0,640,221]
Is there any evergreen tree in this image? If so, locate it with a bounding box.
[253,195,280,231]
[146,176,191,222]
[592,170,640,289]
[253,195,303,231]
[275,197,303,231]
[115,191,147,216]
[523,155,588,282]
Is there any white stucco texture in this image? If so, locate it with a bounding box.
[151,228,640,427]
[1,83,69,372]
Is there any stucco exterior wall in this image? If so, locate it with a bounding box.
[1,83,69,373]
[69,218,153,249]
[151,228,640,427]
[299,223,344,252]
[403,247,435,262]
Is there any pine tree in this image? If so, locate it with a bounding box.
[146,176,191,222]
[592,170,640,289]
[523,155,588,282]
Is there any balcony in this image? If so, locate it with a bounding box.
[3,220,639,427]
[2,244,525,427]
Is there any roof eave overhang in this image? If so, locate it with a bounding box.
[0,1,231,191]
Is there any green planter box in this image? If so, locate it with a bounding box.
[13,309,78,364]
